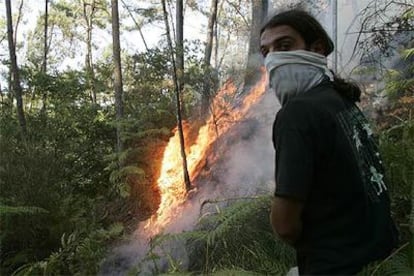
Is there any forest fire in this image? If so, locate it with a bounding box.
[145,69,267,235]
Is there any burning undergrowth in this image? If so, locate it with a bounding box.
[100,69,284,275]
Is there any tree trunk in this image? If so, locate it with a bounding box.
[8,0,23,106]
[201,0,219,118]
[120,0,149,52]
[161,0,192,192]
[41,0,49,112]
[0,83,4,106]
[212,7,220,92]
[111,0,124,155]
[84,0,97,104]
[175,0,192,192]
[5,0,27,137]
[243,0,268,92]
[214,0,227,74]
[43,0,48,74]
[13,0,23,51]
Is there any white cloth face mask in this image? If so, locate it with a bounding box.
[264,50,333,106]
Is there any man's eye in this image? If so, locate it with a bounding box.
[261,47,268,57]
[278,43,291,51]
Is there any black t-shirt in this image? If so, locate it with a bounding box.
[273,82,398,275]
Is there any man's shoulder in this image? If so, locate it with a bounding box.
[278,86,333,116]
[275,82,347,131]
[275,99,322,132]
[300,82,341,103]
[286,83,347,115]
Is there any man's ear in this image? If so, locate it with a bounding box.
[310,39,327,55]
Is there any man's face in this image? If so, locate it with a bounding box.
[260,25,306,58]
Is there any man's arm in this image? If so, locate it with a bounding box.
[270,196,303,245]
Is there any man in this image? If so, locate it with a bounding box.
[260,9,398,275]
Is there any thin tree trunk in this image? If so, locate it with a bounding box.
[161,0,192,192]
[43,0,48,74]
[213,7,219,71]
[13,0,24,50]
[7,68,12,102]
[0,83,4,106]
[8,0,23,105]
[243,0,268,92]
[215,1,231,77]
[111,0,124,155]
[120,0,149,52]
[175,0,192,192]
[41,0,48,112]
[201,0,219,118]
[167,0,176,42]
[5,0,27,138]
[84,0,97,104]
[226,0,249,28]
[213,0,224,87]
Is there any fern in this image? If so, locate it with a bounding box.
[118,165,146,178]
[0,205,48,216]
[123,128,171,141]
[358,242,413,276]
[142,196,295,275]
[401,48,414,59]
[13,223,124,276]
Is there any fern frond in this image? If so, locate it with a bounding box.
[123,128,171,141]
[401,48,414,59]
[0,204,48,216]
[12,261,47,276]
[117,165,145,178]
[13,224,124,276]
[109,165,145,183]
[358,242,413,276]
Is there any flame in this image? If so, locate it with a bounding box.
[145,68,267,234]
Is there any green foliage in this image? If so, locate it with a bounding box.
[123,43,205,123]
[143,196,295,275]
[377,48,414,241]
[358,243,413,276]
[380,120,414,204]
[372,47,414,275]
[13,223,124,276]
[0,66,119,274]
[379,119,414,254]
[383,66,414,101]
[123,48,176,128]
[0,45,180,273]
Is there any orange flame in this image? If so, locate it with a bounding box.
[145,69,267,234]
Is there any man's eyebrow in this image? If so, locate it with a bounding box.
[261,35,292,48]
[270,35,293,45]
